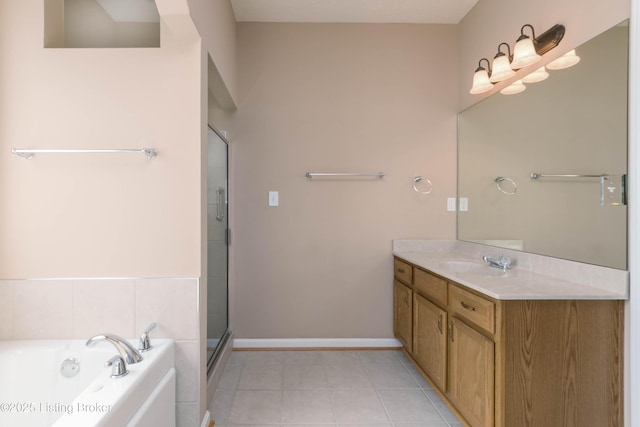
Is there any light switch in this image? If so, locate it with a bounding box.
[459,198,469,212]
[269,191,279,207]
[447,197,456,212]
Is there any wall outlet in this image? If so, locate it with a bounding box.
[269,191,279,207]
[459,197,469,212]
[447,198,456,212]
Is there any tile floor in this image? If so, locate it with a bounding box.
[209,349,463,427]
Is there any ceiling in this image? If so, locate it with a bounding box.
[230,0,480,24]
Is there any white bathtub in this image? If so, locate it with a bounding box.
[0,338,175,427]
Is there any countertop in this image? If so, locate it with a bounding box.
[394,251,628,300]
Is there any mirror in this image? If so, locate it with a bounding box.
[458,20,628,270]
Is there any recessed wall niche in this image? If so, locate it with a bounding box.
[44,0,160,48]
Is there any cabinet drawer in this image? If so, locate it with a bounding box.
[394,258,413,284]
[449,284,495,334]
[414,268,447,307]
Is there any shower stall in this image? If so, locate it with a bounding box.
[206,125,230,374]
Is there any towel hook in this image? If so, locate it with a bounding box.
[413,176,433,194]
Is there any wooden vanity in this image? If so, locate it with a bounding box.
[393,256,624,427]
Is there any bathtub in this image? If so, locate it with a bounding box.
[0,338,175,427]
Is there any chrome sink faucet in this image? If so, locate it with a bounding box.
[86,334,144,364]
[482,255,512,271]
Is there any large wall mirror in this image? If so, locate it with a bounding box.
[458,20,628,270]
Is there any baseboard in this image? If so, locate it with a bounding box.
[232,338,402,349]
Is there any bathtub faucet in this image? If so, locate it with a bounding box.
[86,334,144,364]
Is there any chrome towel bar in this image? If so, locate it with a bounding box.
[530,172,607,180]
[11,148,157,159]
[305,172,384,180]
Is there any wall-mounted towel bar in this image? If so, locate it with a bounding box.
[11,148,157,159]
[530,172,607,180]
[305,172,385,180]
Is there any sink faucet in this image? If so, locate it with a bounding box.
[482,255,512,271]
[86,334,144,364]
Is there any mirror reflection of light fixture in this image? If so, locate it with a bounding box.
[546,49,581,70]
[490,43,516,83]
[500,79,526,95]
[511,24,541,69]
[469,58,494,94]
[521,66,549,83]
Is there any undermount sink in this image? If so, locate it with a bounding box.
[438,260,508,277]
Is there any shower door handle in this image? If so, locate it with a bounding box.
[216,187,225,222]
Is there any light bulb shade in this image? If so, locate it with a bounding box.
[500,80,526,95]
[490,54,516,82]
[521,66,549,83]
[470,69,494,94]
[511,37,541,69]
[546,49,581,70]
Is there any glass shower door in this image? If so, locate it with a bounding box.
[207,126,230,372]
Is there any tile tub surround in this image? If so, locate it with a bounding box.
[0,278,200,427]
[210,349,463,427]
[393,240,629,298]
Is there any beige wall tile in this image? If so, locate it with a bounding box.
[0,282,13,339]
[12,280,73,339]
[175,340,200,403]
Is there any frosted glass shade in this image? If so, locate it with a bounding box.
[511,37,541,69]
[490,55,516,82]
[500,80,526,95]
[470,69,494,94]
[522,66,549,83]
[546,49,581,70]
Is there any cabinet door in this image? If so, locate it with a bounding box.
[448,318,494,427]
[394,280,413,352]
[413,293,447,391]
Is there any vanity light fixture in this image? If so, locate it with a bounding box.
[470,23,565,94]
[469,58,494,94]
[489,42,516,82]
[546,49,581,70]
[521,66,549,83]
[511,24,541,69]
[500,79,526,95]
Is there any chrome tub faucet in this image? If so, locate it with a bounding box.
[86,334,144,364]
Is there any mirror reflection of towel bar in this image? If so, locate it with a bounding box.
[530,172,607,180]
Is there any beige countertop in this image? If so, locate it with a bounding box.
[394,250,628,300]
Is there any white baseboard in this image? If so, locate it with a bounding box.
[201,410,210,427]
[233,338,402,349]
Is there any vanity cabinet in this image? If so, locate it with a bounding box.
[392,256,624,427]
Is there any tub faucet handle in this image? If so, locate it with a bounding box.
[105,355,128,379]
[139,322,157,352]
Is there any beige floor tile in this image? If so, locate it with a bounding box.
[364,363,421,388]
[238,364,284,390]
[331,388,389,424]
[325,363,373,388]
[284,364,329,389]
[282,390,335,423]
[229,390,283,424]
[376,388,444,424]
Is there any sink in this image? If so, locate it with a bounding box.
[438,260,508,277]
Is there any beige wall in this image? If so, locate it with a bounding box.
[188,0,238,107]
[230,23,458,339]
[458,0,630,110]
[0,1,203,279]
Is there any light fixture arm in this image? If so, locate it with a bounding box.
[476,58,491,73]
[496,42,512,59]
[532,24,565,55]
[520,24,537,40]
